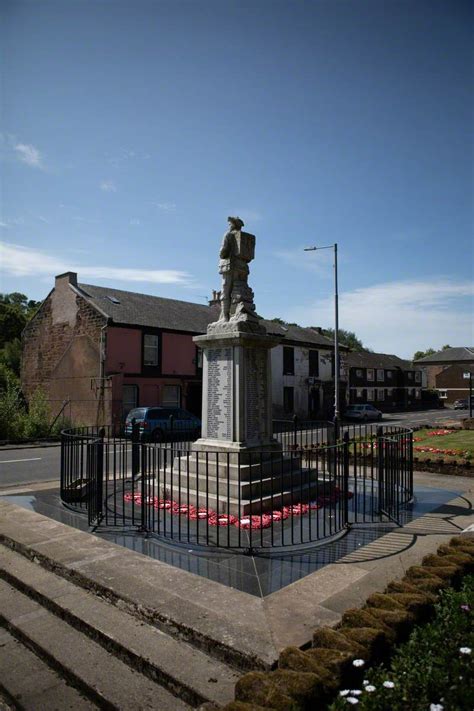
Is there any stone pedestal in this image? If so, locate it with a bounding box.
[192,330,281,460]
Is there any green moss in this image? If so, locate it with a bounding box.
[449,536,474,551]
[341,608,394,640]
[339,627,388,659]
[278,647,335,688]
[312,627,366,657]
[235,672,298,710]
[422,552,471,570]
[224,703,273,711]
[236,670,327,711]
[365,592,405,611]
[366,607,413,641]
[405,564,458,582]
[385,580,437,603]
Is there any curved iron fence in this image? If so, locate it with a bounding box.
[61,422,413,552]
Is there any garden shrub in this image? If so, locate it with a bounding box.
[329,574,474,710]
[278,647,337,687]
[235,669,324,710]
[312,628,366,658]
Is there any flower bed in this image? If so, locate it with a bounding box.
[329,575,474,710]
[123,487,353,530]
[225,535,474,711]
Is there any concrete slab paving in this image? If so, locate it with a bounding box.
[0,470,472,671]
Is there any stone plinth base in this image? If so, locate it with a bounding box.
[160,453,336,516]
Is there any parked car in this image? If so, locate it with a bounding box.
[344,404,383,421]
[453,399,468,410]
[124,407,201,442]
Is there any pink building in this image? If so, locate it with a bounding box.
[22,272,219,428]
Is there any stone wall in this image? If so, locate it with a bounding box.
[21,273,110,426]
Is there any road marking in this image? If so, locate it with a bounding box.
[0,457,42,464]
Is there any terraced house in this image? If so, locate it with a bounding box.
[346,351,423,411]
[21,272,345,427]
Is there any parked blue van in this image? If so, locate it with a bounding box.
[124,407,201,442]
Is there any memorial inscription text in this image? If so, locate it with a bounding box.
[206,347,233,440]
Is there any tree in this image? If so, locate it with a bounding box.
[413,348,436,361]
[322,328,366,351]
[0,303,27,348]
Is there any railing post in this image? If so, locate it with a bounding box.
[131,417,139,479]
[97,427,105,520]
[376,425,384,515]
[343,431,350,526]
[292,414,298,449]
[140,443,148,532]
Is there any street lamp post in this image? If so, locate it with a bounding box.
[304,243,340,433]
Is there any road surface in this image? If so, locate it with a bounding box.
[0,409,468,489]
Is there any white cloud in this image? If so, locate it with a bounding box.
[14,143,43,168]
[281,278,474,358]
[154,202,176,212]
[100,180,117,192]
[0,241,192,285]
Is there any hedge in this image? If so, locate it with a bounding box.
[225,536,474,711]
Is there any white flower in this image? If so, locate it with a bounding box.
[383,680,395,688]
[339,690,350,697]
[353,659,365,667]
[346,699,359,705]
[362,680,369,686]
[365,685,376,692]
[430,704,444,711]
[459,647,471,655]
[350,690,362,695]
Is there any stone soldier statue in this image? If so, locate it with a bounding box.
[218,216,258,322]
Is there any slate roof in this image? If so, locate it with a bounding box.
[414,347,474,364]
[261,321,341,349]
[346,351,415,370]
[77,283,218,334]
[76,282,338,348]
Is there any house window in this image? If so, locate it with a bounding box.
[356,388,363,398]
[283,346,294,375]
[143,334,159,366]
[367,369,374,381]
[122,384,138,415]
[367,388,374,401]
[415,388,421,399]
[378,388,385,401]
[162,384,181,407]
[196,348,203,369]
[308,350,319,377]
[438,389,447,399]
[386,388,393,397]
[387,370,392,379]
[356,369,363,377]
[407,372,413,380]
[377,369,384,381]
[415,371,421,382]
[283,386,294,413]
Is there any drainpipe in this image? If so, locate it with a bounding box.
[97,320,110,426]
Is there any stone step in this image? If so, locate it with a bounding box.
[0,627,97,710]
[166,478,336,516]
[0,577,196,710]
[160,467,334,503]
[0,546,239,708]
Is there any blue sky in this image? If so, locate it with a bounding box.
[1,0,472,358]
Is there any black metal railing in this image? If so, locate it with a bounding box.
[60,422,413,552]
